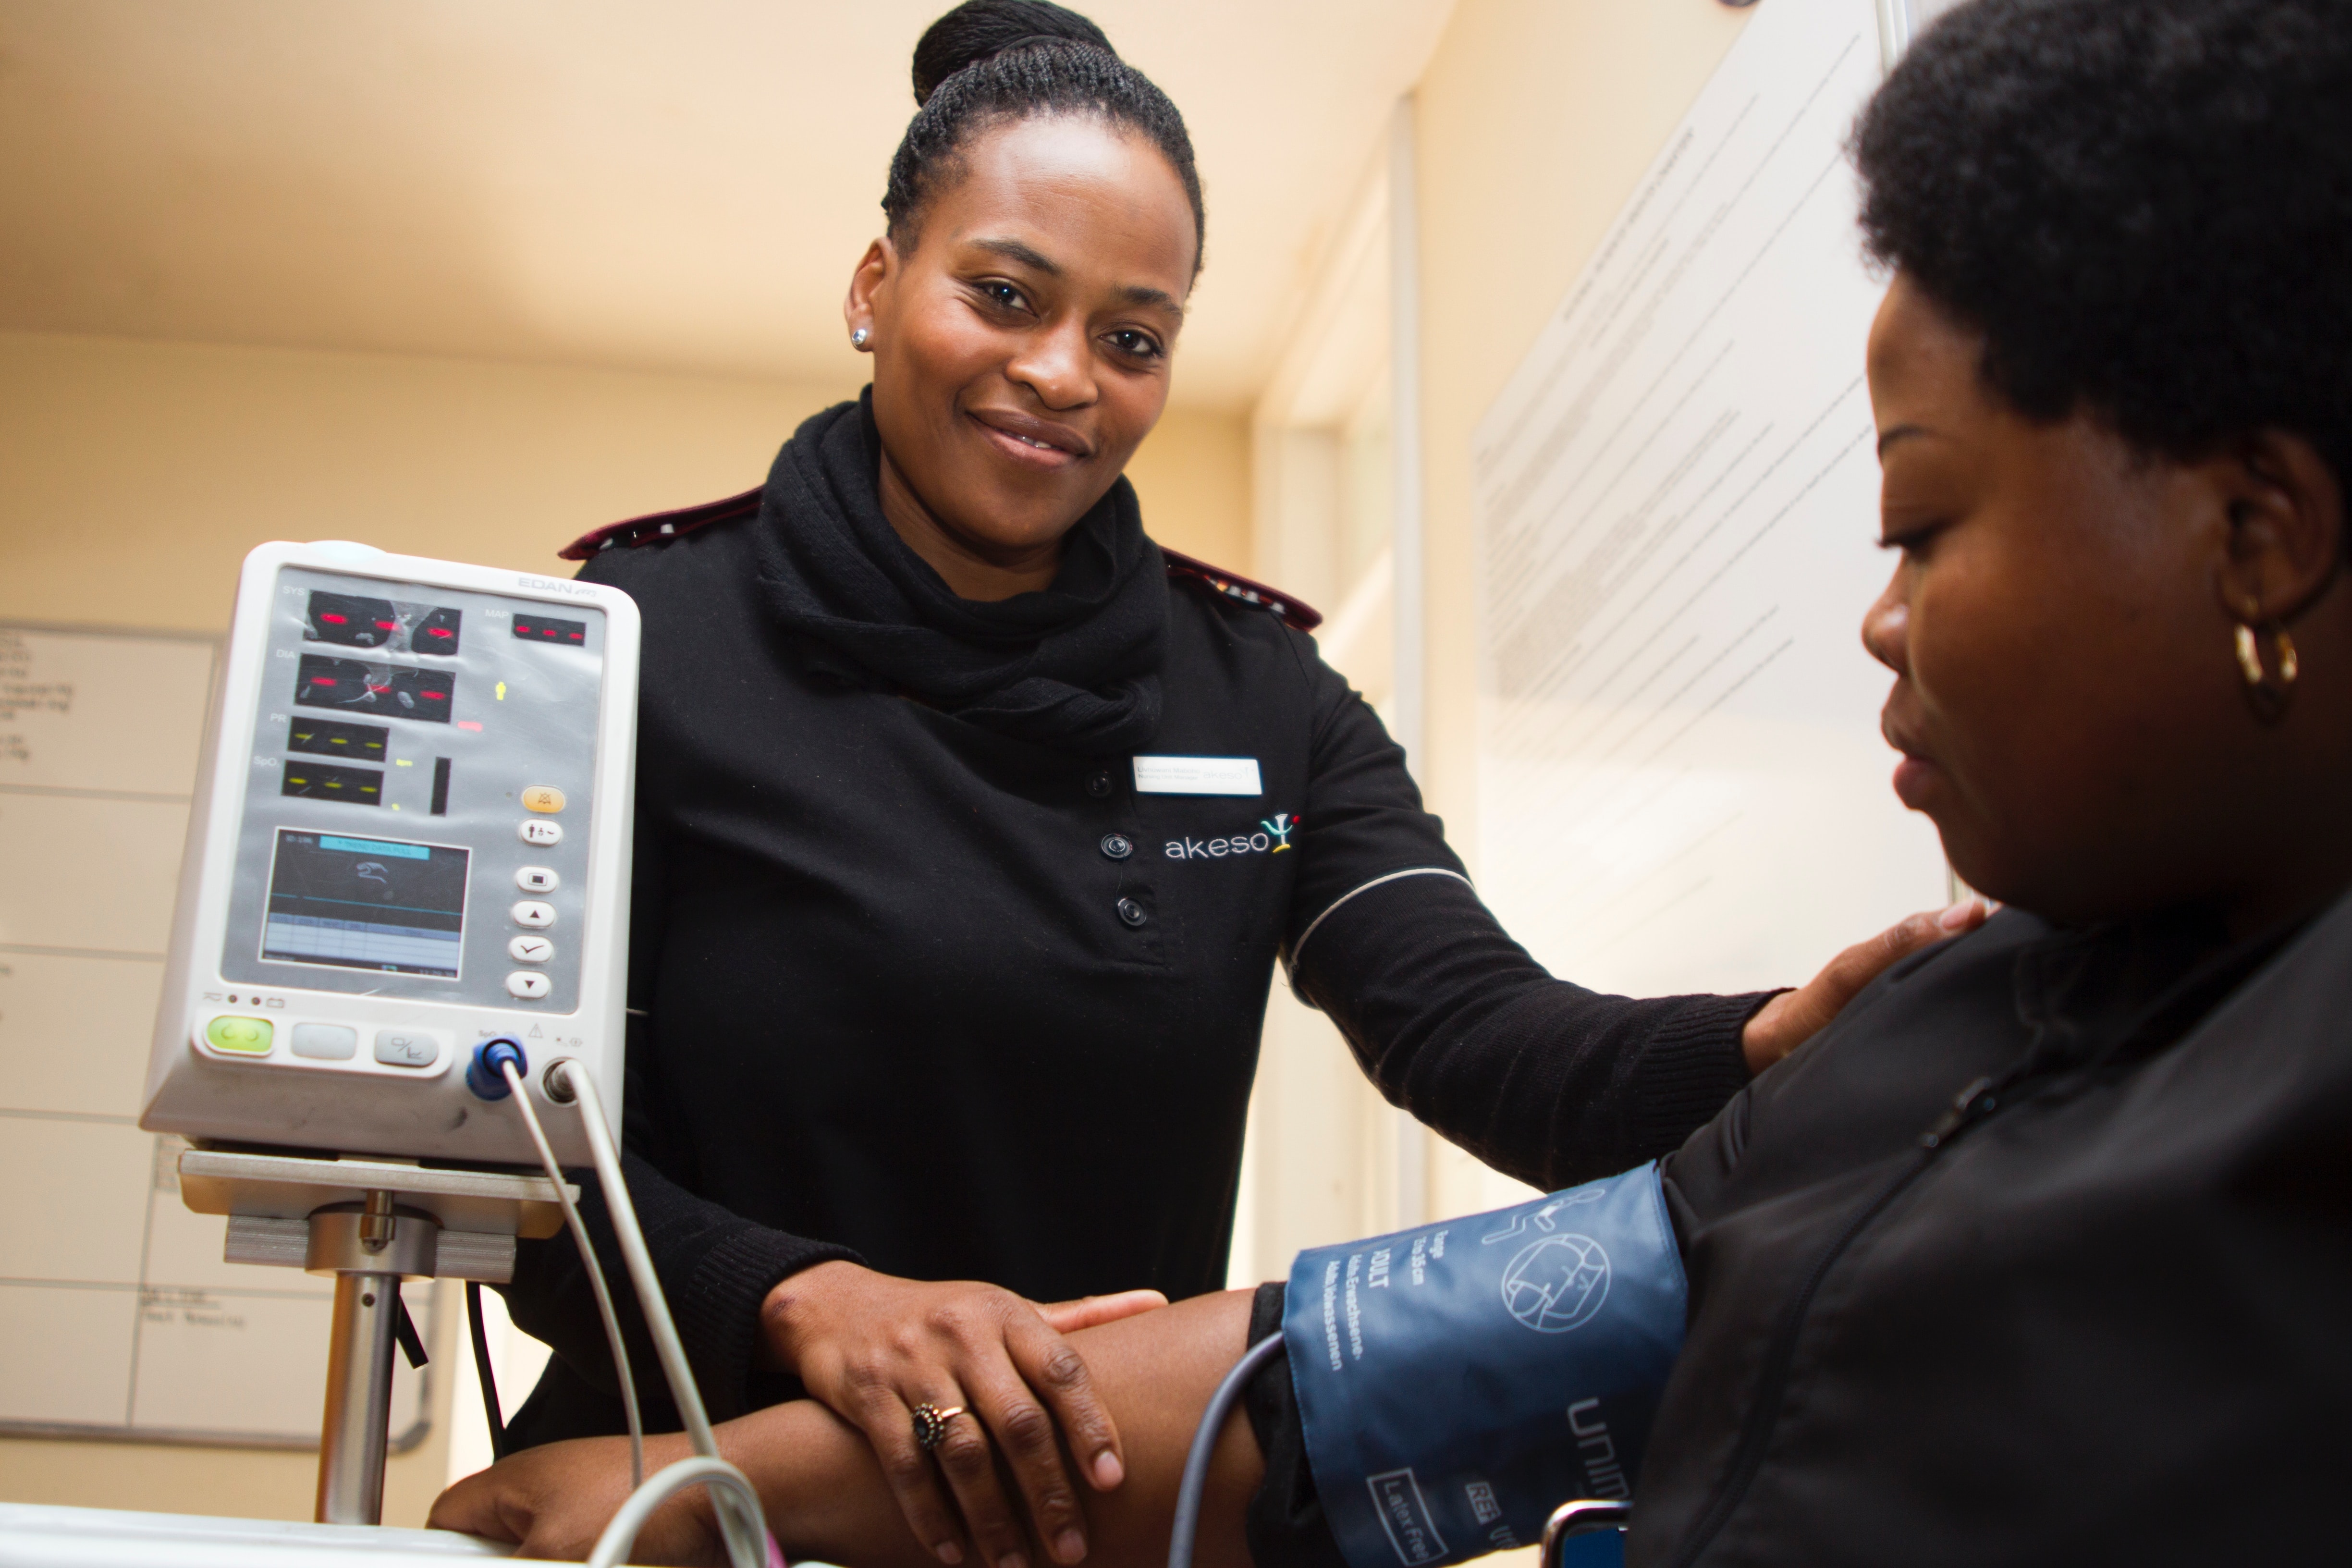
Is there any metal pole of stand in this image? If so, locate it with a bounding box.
[316,1267,401,1524]
[309,1189,435,1526]
[175,1149,565,1531]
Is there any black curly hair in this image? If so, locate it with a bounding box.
[1854,0,2352,490]
[882,0,1205,274]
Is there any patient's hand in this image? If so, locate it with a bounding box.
[1740,897,1991,1071]
[761,1262,1166,1568]
[430,1430,720,1565]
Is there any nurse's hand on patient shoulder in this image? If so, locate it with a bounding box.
[762,1260,1167,1568]
[430,1430,720,1565]
[1739,897,1992,1073]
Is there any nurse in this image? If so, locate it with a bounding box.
[497,3,1973,1566]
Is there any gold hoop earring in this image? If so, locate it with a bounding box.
[2234,618,2299,723]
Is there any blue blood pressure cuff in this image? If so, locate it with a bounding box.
[1281,1164,1686,1568]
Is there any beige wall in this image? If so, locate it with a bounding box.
[1405,0,1753,1217]
[1410,0,1752,859]
[0,329,1246,1523]
[0,331,1248,635]
[1127,400,1252,572]
[0,1294,462,1527]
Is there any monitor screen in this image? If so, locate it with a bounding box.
[260,830,469,978]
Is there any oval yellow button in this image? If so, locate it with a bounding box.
[205,1016,273,1054]
[521,785,566,813]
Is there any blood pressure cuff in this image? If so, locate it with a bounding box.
[1280,1164,1686,1568]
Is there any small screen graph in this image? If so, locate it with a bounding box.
[260,830,469,978]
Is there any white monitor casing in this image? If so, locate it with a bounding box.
[140,541,637,1165]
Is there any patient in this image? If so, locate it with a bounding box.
[432,0,2352,1562]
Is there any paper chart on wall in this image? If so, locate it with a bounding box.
[0,624,437,1447]
[1470,0,1947,1000]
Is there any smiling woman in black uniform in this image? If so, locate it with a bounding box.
[492,5,1971,1567]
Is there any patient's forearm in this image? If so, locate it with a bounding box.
[726,1288,1263,1568]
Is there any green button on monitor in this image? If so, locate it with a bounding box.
[205,1016,273,1054]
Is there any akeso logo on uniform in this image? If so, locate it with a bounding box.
[1166,811,1299,861]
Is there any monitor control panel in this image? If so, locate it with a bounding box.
[141,542,639,1164]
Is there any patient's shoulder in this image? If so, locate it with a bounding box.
[1675,916,2043,1215]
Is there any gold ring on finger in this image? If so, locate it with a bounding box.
[912,1401,968,1453]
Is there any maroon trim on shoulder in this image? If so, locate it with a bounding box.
[1161,546,1323,632]
[557,486,764,561]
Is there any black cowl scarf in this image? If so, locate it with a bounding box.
[748,392,1167,756]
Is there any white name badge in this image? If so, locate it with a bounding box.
[1133,755,1263,796]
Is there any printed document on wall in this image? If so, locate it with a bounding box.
[1472,0,1945,998]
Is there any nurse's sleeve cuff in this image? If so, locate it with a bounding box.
[679,1224,862,1421]
[1282,1165,1686,1568]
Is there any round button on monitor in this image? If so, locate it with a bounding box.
[515,866,559,893]
[505,971,551,1000]
[511,900,556,929]
[521,785,566,813]
[508,934,554,964]
[518,819,563,846]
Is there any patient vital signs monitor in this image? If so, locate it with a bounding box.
[122,543,766,1550]
[141,541,639,1165]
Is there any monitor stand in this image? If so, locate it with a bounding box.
[176,1147,573,1525]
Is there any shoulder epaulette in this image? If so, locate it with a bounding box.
[1162,546,1323,632]
[557,486,763,562]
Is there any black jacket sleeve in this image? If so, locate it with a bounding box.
[1280,634,1770,1191]
[497,812,860,1427]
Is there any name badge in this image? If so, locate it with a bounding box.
[1133,755,1263,796]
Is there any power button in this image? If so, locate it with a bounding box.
[205,1016,273,1055]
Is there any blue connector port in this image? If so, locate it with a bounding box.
[467,1038,528,1101]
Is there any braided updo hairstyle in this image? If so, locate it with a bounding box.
[883,0,1206,273]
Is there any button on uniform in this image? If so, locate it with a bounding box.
[1116,897,1149,928]
[1085,770,1114,799]
[1100,833,1133,861]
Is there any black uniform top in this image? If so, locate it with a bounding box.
[501,399,1770,1445]
[1244,897,2352,1568]
[1627,900,2351,1565]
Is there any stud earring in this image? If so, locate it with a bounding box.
[2234,611,2300,723]
[851,328,870,349]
